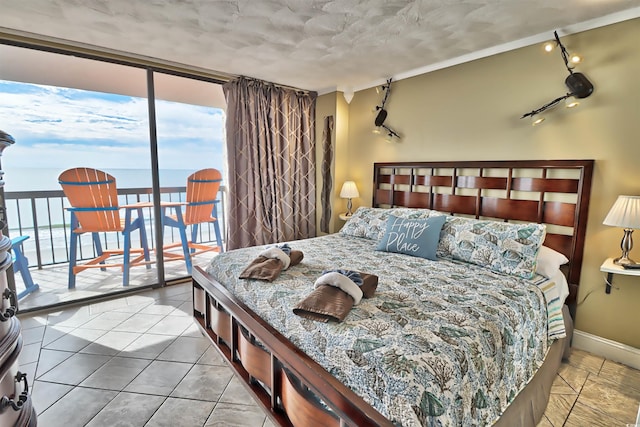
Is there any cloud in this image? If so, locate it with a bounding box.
[0,80,225,170]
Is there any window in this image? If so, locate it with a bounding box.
[0,42,226,310]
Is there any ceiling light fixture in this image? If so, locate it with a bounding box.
[569,53,583,65]
[531,113,545,126]
[565,96,580,108]
[342,87,354,104]
[373,78,400,141]
[521,31,594,124]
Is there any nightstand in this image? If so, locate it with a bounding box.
[339,213,352,221]
[600,257,640,294]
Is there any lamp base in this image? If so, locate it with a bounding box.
[614,256,636,266]
[614,229,635,266]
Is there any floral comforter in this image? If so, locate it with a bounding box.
[207,234,550,426]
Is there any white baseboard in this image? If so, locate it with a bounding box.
[572,329,640,370]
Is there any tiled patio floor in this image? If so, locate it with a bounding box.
[15,249,215,312]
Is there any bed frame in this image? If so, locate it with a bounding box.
[192,159,594,427]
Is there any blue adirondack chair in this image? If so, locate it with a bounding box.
[10,235,40,299]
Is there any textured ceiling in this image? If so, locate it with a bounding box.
[1,0,639,93]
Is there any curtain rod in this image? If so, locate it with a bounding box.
[233,75,316,96]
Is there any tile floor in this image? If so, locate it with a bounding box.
[17,282,274,427]
[15,282,640,427]
[539,349,640,427]
[17,248,213,311]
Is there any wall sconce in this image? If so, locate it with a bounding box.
[340,181,359,216]
[373,78,400,141]
[603,195,640,266]
[342,87,354,104]
[521,31,594,125]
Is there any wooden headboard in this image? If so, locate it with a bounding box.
[373,160,594,290]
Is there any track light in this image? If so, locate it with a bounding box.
[376,123,400,139]
[374,107,387,126]
[375,81,391,95]
[523,92,578,122]
[565,96,579,108]
[521,31,594,123]
[569,53,582,65]
[372,78,400,141]
[531,114,545,126]
[373,123,400,139]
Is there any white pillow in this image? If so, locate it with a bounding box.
[536,246,569,278]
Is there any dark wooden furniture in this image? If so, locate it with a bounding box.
[192,159,594,427]
[0,133,37,427]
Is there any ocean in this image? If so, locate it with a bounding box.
[1,167,211,192]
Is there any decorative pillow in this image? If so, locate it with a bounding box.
[340,207,442,241]
[536,246,569,278]
[376,215,447,260]
[437,216,546,279]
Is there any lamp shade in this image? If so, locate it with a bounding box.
[603,195,640,229]
[340,181,359,199]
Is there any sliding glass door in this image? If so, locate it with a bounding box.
[0,42,226,311]
[153,71,226,282]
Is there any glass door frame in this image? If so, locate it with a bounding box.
[0,36,226,311]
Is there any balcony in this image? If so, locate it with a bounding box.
[4,185,225,312]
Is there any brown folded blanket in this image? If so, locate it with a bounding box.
[293,272,378,323]
[239,250,304,282]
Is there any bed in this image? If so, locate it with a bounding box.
[192,159,594,426]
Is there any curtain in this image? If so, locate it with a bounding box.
[319,116,334,233]
[223,77,317,249]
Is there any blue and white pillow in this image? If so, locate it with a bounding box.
[376,215,447,260]
[340,207,442,241]
[437,216,546,279]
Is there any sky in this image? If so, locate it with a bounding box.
[0,80,225,172]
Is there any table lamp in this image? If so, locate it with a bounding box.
[603,195,640,265]
[340,181,359,217]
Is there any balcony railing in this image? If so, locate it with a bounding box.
[3,186,226,270]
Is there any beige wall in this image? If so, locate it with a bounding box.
[315,90,351,235]
[317,18,640,348]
